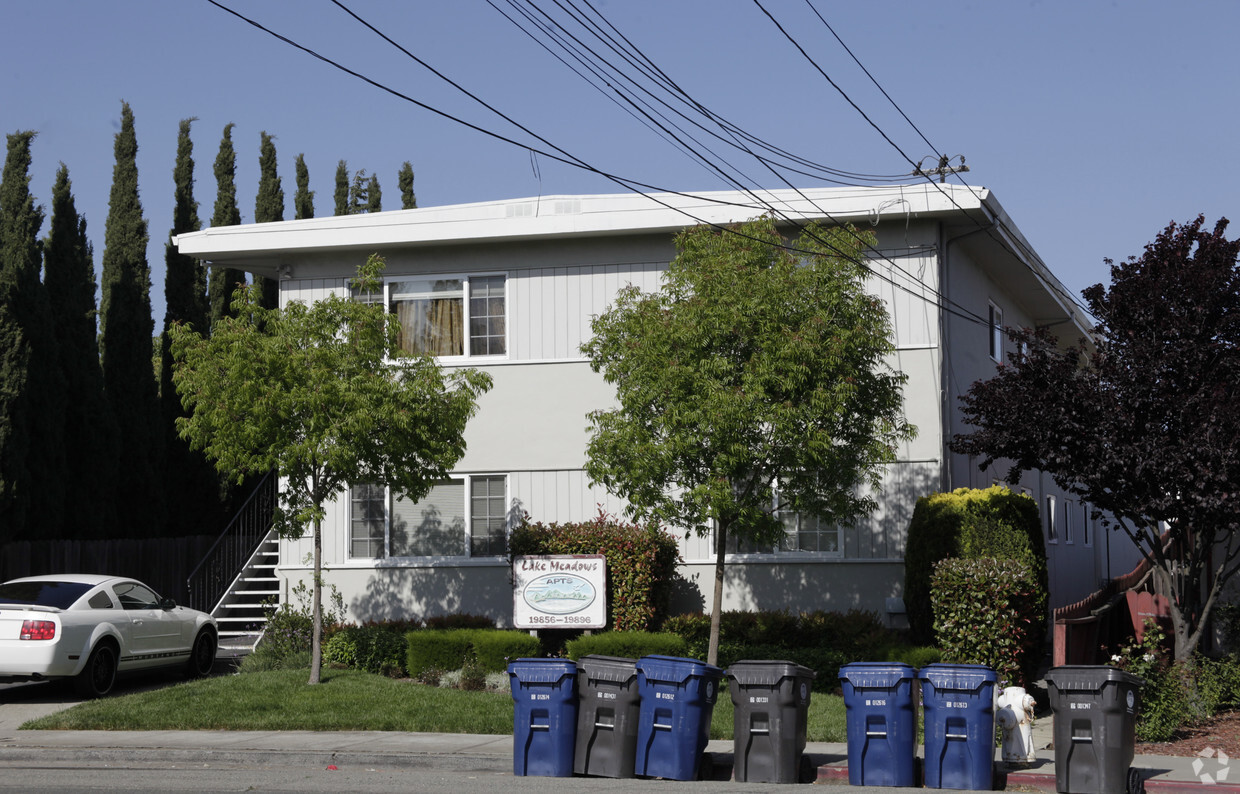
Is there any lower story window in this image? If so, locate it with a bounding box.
[727,491,843,555]
[348,475,509,559]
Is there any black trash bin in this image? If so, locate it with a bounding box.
[574,655,641,778]
[727,660,817,784]
[1045,666,1144,794]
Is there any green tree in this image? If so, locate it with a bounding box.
[333,160,348,216]
[365,173,381,214]
[45,164,118,538]
[294,153,314,220]
[0,131,65,540]
[254,131,283,310]
[398,161,416,209]
[348,169,369,214]
[582,216,914,665]
[208,123,245,327]
[99,103,161,537]
[159,118,223,537]
[169,254,492,684]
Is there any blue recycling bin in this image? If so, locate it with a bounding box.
[838,662,918,787]
[920,663,999,790]
[508,658,578,777]
[634,655,723,780]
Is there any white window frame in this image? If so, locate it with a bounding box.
[989,301,1004,363]
[347,474,510,561]
[385,272,508,361]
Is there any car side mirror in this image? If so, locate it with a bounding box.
[160,597,177,611]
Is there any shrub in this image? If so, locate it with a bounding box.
[466,629,541,673]
[931,557,1043,687]
[662,609,894,662]
[565,631,687,661]
[423,613,495,630]
[406,630,475,677]
[254,579,346,665]
[509,509,681,632]
[323,625,409,676]
[905,486,1047,644]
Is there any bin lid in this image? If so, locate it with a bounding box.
[1045,665,1145,691]
[726,659,816,686]
[636,654,723,684]
[507,658,577,682]
[577,654,638,683]
[838,662,916,688]
[920,663,997,691]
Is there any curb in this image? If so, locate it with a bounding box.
[815,764,1240,794]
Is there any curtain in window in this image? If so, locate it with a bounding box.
[392,279,463,356]
[390,479,466,557]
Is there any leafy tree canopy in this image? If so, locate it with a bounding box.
[169,254,492,682]
[951,215,1240,660]
[583,215,915,663]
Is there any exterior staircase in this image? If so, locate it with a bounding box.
[185,472,278,651]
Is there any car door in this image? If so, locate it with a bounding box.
[113,581,180,666]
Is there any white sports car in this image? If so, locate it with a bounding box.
[0,574,218,697]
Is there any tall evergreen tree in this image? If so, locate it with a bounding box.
[0,131,64,541]
[254,131,283,310]
[159,118,223,536]
[208,123,245,327]
[99,103,162,538]
[366,173,381,214]
[348,169,369,214]
[45,163,117,539]
[398,161,416,209]
[333,160,349,216]
[294,153,314,220]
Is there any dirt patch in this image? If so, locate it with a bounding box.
[1137,710,1240,758]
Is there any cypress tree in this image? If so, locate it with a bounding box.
[254,131,283,310]
[208,123,246,327]
[398,161,416,209]
[294,153,314,220]
[366,173,381,214]
[333,160,349,216]
[0,131,64,540]
[45,163,118,539]
[159,119,223,536]
[99,103,162,538]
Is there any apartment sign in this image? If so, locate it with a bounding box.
[513,555,606,629]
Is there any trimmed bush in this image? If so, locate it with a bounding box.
[467,630,541,673]
[323,626,408,676]
[904,486,1047,644]
[931,557,1042,686]
[565,631,687,661]
[423,613,495,630]
[663,609,890,661]
[509,510,681,632]
[406,629,475,677]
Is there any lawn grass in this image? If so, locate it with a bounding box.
[23,668,851,741]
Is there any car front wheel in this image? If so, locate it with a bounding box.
[72,642,117,698]
[186,629,217,678]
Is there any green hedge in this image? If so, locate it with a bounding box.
[406,629,540,676]
[904,486,1047,644]
[467,630,541,673]
[509,511,680,632]
[662,609,890,660]
[322,625,409,676]
[564,631,686,661]
[931,557,1042,686]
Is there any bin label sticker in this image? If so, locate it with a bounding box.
[532,694,550,701]
[707,681,715,700]
[946,701,969,709]
[597,691,616,700]
[866,699,887,707]
[656,691,675,701]
[1070,702,1091,710]
[1127,691,1135,710]
[512,555,607,629]
[750,696,769,703]
[800,683,809,702]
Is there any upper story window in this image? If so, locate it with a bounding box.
[348,474,509,560]
[1045,494,1058,543]
[388,274,506,358]
[989,302,1004,363]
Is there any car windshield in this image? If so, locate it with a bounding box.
[0,581,95,609]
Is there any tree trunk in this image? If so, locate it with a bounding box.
[308,512,323,685]
[707,520,728,667]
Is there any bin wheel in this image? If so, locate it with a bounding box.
[800,754,817,784]
[697,752,715,781]
[1127,767,1144,794]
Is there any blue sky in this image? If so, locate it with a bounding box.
[4,1,1237,326]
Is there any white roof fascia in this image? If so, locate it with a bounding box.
[173,183,990,260]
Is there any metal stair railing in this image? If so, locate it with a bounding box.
[185,472,278,613]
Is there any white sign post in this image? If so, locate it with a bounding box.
[513,554,607,630]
